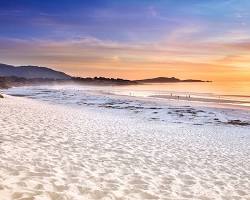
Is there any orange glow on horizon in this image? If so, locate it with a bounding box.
[1,37,250,82]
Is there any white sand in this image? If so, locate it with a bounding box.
[0,96,249,200]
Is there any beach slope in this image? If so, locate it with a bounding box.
[0,96,249,199]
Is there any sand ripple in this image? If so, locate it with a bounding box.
[0,96,249,199]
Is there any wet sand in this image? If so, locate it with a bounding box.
[151,94,250,106]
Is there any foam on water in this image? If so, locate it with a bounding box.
[3,85,250,126]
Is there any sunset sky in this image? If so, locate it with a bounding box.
[0,0,250,81]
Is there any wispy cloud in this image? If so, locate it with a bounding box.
[1,34,249,81]
[0,1,250,80]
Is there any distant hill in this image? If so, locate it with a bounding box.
[0,62,210,89]
[136,77,208,83]
[0,63,71,80]
[72,76,137,85]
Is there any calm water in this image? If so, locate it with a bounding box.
[3,81,250,108]
[107,81,248,94]
[110,81,250,96]
[103,81,250,108]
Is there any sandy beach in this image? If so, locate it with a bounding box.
[0,94,249,200]
[1,0,250,199]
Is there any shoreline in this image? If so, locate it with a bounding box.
[2,85,250,127]
[2,80,250,111]
[150,94,250,110]
[103,90,250,112]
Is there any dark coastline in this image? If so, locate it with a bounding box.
[0,63,210,89]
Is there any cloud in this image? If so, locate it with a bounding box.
[0,31,250,81]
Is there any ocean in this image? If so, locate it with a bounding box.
[3,81,250,109]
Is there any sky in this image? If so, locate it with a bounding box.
[0,0,250,81]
